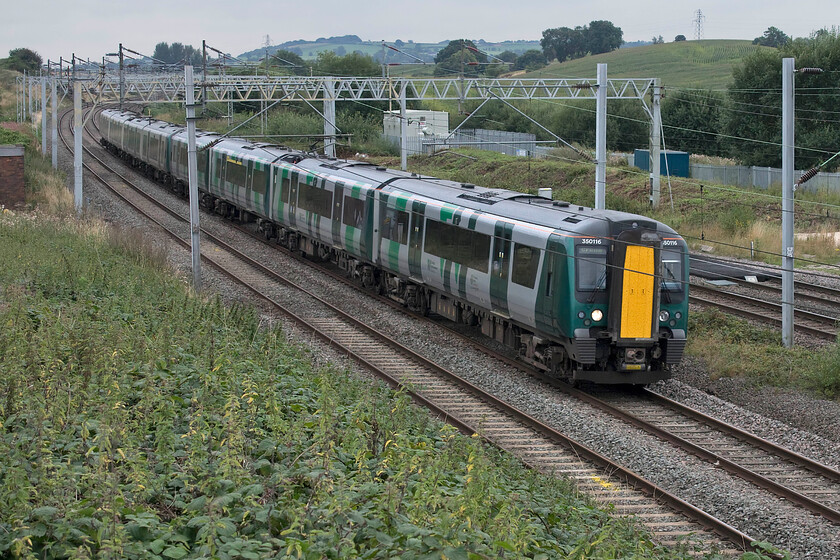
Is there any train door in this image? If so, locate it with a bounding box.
[535,235,563,333]
[408,201,426,281]
[507,242,542,326]
[607,229,661,341]
[490,221,513,315]
[332,183,344,247]
[287,171,299,229]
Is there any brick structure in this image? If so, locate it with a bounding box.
[0,145,25,209]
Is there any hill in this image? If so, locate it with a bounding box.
[519,39,771,89]
[238,37,540,63]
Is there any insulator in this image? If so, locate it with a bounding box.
[796,166,820,186]
[797,67,824,74]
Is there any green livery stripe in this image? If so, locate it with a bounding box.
[386,239,400,272]
[443,258,452,293]
[440,204,455,222]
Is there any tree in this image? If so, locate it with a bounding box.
[752,26,790,48]
[585,20,624,54]
[661,90,725,156]
[434,40,487,77]
[726,30,840,169]
[152,42,201,66]
[651,36,665,45]
[675,35,687,42]
[434,40,486,64]
[514,50,547,71]
[496,51,519,63]
[541,21,623,61]
[6,48,41,72]
[540,27,586,62]
[312,51,379,76]
[270,49,308,76]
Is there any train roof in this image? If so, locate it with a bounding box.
[314,159,680,239]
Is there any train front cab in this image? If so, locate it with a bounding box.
[570,228,687,384]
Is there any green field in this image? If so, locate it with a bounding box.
[520,40,770,90]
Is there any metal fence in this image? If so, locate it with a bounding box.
[689,163,840,193]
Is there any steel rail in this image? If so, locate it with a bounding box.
[689,289,836,341]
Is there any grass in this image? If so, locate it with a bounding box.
[521,40,771,90]
[0,214,728,559]
[689,309,840,397]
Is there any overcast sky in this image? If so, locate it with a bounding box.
[3,0,837,63]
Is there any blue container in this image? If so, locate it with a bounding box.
[633,149,689,178]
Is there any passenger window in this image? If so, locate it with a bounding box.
[381,207,409,244]
[424,219,490,273]
[226,158,246,187]
[298,181,333,217]
[274,168,291,203]
[343,196,365,228]
[512,244,541,288]
[198,151,207,175]
[252,167,267,195]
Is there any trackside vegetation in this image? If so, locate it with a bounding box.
[0,214,733,559]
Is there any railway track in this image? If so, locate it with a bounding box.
[689,282,838,341]
[64,107,759,557]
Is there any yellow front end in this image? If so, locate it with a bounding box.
[619,245,655,339]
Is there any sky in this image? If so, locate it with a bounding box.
[2,0,838,63]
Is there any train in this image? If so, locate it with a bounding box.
[98,108,689,385]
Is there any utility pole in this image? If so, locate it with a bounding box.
[323,77,336,157]
[51,73,58,169]
[41,67,47,155]
[594,63,607,210]
[202,40,207,114]
[650,79,662,207]
[185,66,202,291]
[781,57,795,347]
[74,80,83,214]
[400,79,408,171]
[119,43,125,110]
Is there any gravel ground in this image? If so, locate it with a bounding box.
[55,125,840,558]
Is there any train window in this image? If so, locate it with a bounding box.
[298,181,333,217]
[252,166,267,195]
[274,169,291,204]
[576,245,608,291]
[149,136,159,161]
[226,159,246,187]
[176,144,187,171]
[198,151,207,175]
[512,244,541,288]
[214,154,224,184]
[381,207,409,244]
[661,249,683,292]
[424,219,490,273]
[343,196,365,228]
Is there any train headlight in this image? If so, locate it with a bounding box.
[675,312,682,319]
[578,311,586,319]
[659,310,670,322]
[591,309,603,322]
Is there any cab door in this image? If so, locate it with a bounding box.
[490,221,512,315]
